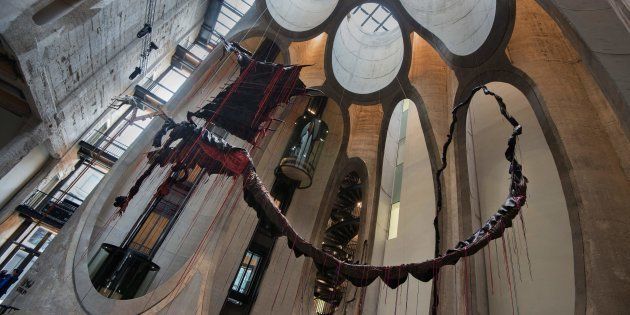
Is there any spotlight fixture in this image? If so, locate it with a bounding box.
[129,67,141,80]
[137,23,152,38]
[149,41,159,51]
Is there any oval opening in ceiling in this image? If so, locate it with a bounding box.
[266,0,338,32]
[400,0,496,56]
[332,3,404,95]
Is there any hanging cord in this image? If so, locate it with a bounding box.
[238,83,525,289]
[13,109,138,248]
[430,86,524,314]
[140,20,281,308]
[76,8,272,306]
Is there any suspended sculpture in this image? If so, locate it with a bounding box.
[113,38,527,307]
[185,37,315,144]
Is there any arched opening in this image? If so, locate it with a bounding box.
[368,99,435,315]
[466,82,575,314]
[331,3,404,94]
[86,35,289,300]
[313,171,363,314]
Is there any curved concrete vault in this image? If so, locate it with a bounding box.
[331,3,404,95]
[266,0,338,32]
[399,0,496,56]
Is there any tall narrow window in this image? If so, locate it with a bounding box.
[388,100,409,240]
[231,251,262,295]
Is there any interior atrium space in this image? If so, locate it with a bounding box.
[0,0,629,314]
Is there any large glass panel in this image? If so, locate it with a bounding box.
[159,69,187,93]
[351,3,395,33]
[189,44,209,60]
[3,249,28,271]
[396,139,405,165]
[214,22,231,36]
[231,251,261,294]
[220,9,240,24]
[116,124,144,148]
[25,227,49,249]
[388,202,400,240]
[225,0,252,14]
[150,85,173,102]
[399,107,408,140]
[69,168,105,201]
[217,13,237,29]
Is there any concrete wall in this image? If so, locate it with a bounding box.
[0,0,207,179]
[0,143,50,209]
[506,1,630,312]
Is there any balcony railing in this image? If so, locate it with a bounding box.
[79,129,128,164]
[17,190,83,229]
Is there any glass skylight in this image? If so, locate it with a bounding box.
[209,0,256,45]
[350,3,397,33]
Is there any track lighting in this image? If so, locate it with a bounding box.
[129,67,141,80]
[149,41,159,51]
[137,23,152,38]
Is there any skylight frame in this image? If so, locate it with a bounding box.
[351,3,396,33]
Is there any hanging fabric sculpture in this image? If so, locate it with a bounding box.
[114,66,528,294]
[114,38,313,212]
[185,37,312,144]
[114,38,527,308]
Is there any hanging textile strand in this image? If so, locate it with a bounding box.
[113,85,527,290]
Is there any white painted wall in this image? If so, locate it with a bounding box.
[0,143,49,208]
[371,100,435,315]
[466,82,574,314]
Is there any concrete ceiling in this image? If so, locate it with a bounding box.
[399,0,496,56]
[266,0,338,32]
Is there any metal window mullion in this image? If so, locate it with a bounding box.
[361,5,380,28]
[219,11,239,24]
[222,3,244,17]
[235,252,254,293]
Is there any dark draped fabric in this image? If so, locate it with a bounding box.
[187,49,307,144]
[114,83,528,289]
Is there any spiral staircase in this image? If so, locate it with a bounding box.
[314,172,362,314]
